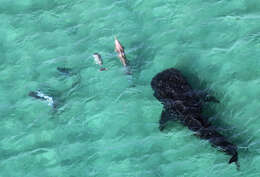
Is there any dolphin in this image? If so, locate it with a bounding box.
[114,36,128,67]
[29,90,54,107]
[57,67,73,75]
[92,53,107,71]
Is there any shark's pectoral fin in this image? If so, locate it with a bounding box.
[187,90,220,103]
[159,109,177,131]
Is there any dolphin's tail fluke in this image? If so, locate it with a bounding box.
[99,67,107,71]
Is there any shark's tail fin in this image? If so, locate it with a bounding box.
[229,151,238,164]
[198,127,239,167]
[229,151,240,170]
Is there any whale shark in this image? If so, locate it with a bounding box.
[151,68,239,168]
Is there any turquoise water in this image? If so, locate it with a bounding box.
[1,0,260,176]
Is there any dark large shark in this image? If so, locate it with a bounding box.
[151,68,239,168]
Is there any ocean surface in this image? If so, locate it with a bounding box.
[1,0,260,176]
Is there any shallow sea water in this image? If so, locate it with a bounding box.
[0,0,260,176]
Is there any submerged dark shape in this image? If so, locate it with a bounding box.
[151,68,239,167]
[57,67,73,75]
